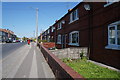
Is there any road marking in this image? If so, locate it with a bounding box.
[29,50,38,78]
[30,43,32,49]
[23,75,26,78]
[4,45,30,78]
[34,50,36,55]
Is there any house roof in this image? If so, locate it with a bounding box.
[0,28,14,34]
[52,2,83,26]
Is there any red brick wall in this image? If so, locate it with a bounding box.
[89,2,120,69]
[38,43,85,79]
[42,42,55,49]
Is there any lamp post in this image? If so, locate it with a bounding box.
[84,3,92,60]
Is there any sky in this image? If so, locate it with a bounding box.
[2,2,80,38]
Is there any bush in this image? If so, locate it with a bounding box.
[62,58,72,63]
[80,50,84,59]
[38,39,47,43]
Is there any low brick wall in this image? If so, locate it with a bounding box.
[42,42,55,49]
[38,43,85,80]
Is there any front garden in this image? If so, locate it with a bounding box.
[62,58,120,79]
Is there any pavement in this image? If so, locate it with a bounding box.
[0,42,55,79]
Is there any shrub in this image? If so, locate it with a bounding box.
[38,39,47,43]
[80,50,84,59]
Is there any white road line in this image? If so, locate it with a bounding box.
[30,43,32,49]
[29,50,38,78]
[23,75,26,78]
[5,45,30,78]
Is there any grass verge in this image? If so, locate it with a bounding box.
[62,58,120,79]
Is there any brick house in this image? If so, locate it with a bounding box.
[0,28,16,42]
[41,2,120,69]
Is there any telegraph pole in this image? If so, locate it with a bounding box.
[33,30,35,38]
[36,8,39,45]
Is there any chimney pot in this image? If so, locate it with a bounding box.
[68,9,72,12]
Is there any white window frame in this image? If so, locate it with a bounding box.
[68,31,79,46]
[47,29,50,34]
[57,34,61,44]
[69,9,79,24]
[105,21,120,50]
[45,32,47,35]
[51,26,55,32]
[104,0,119,7]
[57,22,62,30]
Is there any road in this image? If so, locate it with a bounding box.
[2,42,27,59]
[0,42,55,79]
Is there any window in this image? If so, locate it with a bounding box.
[52,26,55,32]
[0,31,2,36]
[70,9,79,23]
[47,29,50,34]
[45,32,47,35]
[104,0,119,7]
[105,21,120,50]
[69,31,79,46]
[57,22,62,30]
[57,34,61,44]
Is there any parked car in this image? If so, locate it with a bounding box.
[6,38,12,43]
[12,40,16,43]
[16,40,20,42]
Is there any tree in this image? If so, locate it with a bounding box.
[16,37,20,40]
[22,37,28,41]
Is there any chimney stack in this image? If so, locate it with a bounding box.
[68,9,72,12]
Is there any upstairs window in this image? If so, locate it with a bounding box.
[69,31,79,46]
[57,34,61,44]
[104,0,119,7]
[106,21,120,50]
[51,26,55,32]
[70,9,79,23]
[47,29,50,34]
[57,22,62,30]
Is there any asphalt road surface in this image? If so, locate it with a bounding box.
[2,42,27,58]
[0,42,55,79]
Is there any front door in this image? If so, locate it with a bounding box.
[62,34,67,48]
[62,35,65,48]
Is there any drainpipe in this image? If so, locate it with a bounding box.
[84,3,93,60]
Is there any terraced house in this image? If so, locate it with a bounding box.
[40,1,120,69]
[0,28,16,42]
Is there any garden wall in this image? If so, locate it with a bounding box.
[50,47,88,59]
[38,43,85,80]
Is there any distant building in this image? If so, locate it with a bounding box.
[0,28,17,42]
